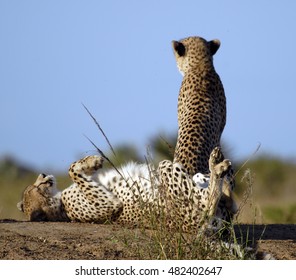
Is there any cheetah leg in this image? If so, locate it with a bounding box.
[62,155,123,223]
[220,172,238,216]
[209,148,237,218]
[206,147,232,217]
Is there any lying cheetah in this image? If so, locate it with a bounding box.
[18,147,232,232]
[17,153,274,259]
[172,36,237,219]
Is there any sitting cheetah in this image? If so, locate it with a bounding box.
[172,36,225,175]
[18,147,232,232]
[171,36,237,219]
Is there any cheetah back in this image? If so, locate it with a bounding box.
[172,36,226,175]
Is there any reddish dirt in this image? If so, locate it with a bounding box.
[0,220,295,260]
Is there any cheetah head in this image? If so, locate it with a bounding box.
[17,174,62,221]
[172,36,220,76]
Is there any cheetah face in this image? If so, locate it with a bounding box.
[172,36,220,75]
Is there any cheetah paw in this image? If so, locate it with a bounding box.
[209,146,224,165]
[213,159,231,177]
[71,155,104,176]
[209,147,231,177]
[34,174,56,188]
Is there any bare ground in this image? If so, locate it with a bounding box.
[0,220,295,260]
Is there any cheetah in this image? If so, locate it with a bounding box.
[17,147,232,232]
[172,36,237,219]
[172,36,225,175]
[17,36,235,232]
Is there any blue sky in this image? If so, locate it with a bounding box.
[1,0,295,172]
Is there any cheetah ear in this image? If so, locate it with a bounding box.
[208,39,220,55]
[172,41,186,57]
